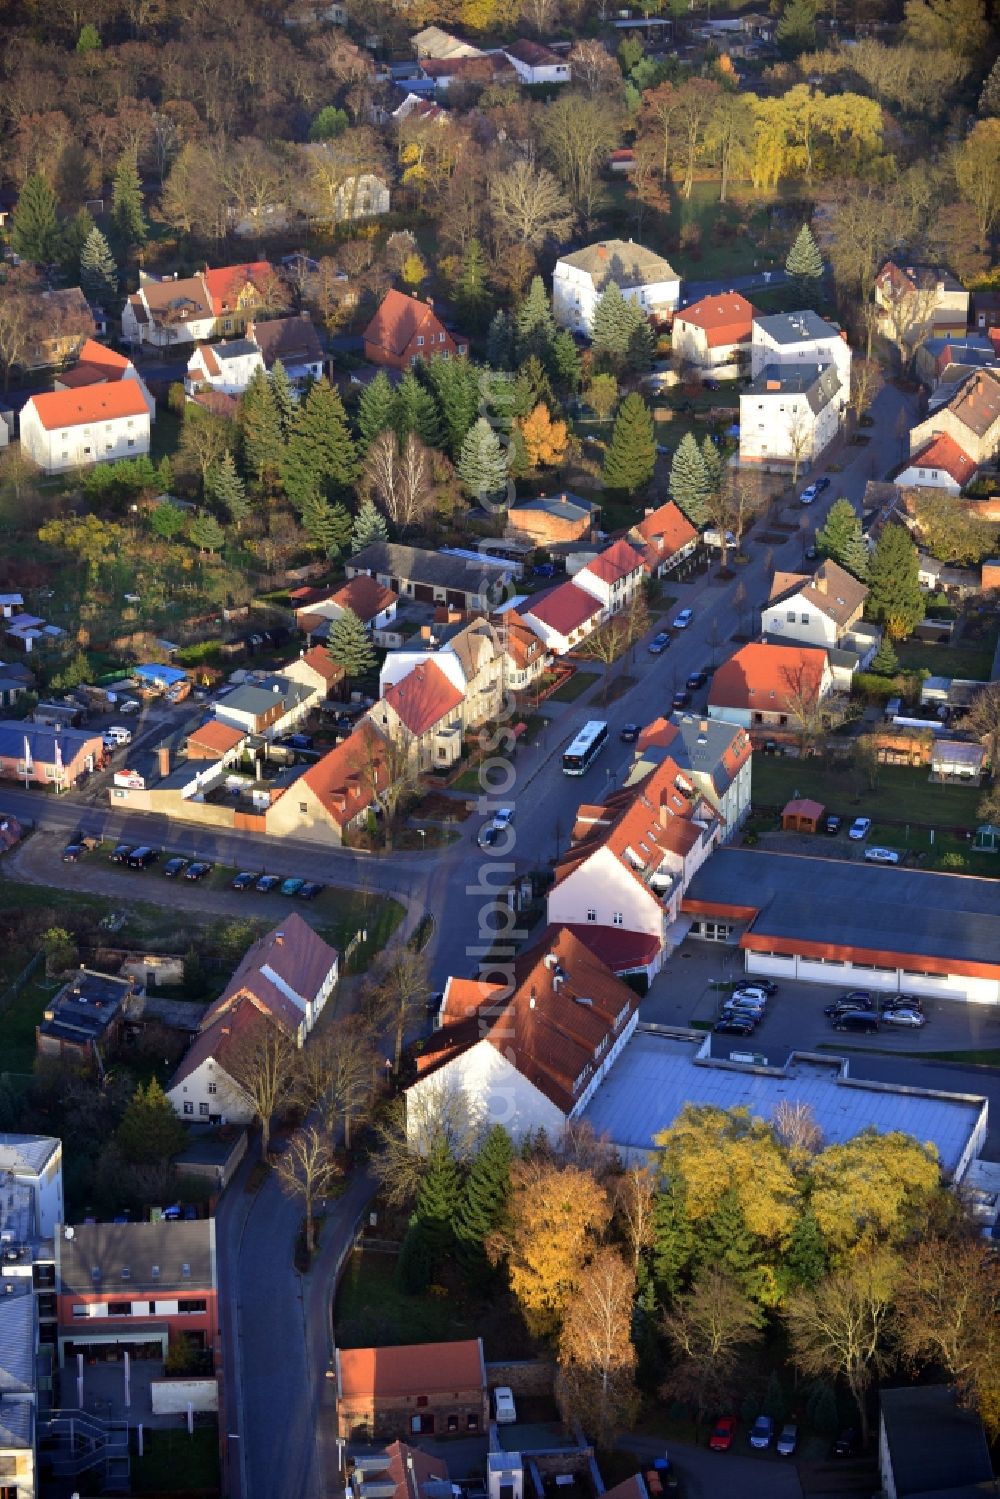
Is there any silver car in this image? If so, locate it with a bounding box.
[776,1423,798,1456]
[880,1007,926,1027]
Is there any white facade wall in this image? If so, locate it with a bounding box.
[761,595,839,649]
[123,300,215,348]
[743,949,1000,1004]
[380,648,466,696]
[708,703,752,730]
[20,403,151,475]
[739,389,839,467]
[574,564,643,614]
[671,321,748,372]
[504,54,570,84]
[894,461,963,494]
[552,262,680,337]
[186,347,264,396]
[568,1005,639,1117]
[546,846,667,942]
[406,1042,567,1145]
[167,1057,253,1124]
[751,326,852,384]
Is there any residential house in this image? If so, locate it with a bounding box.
[185,338,264,396]
[123,262,282,348]
[202,261,284,335]
[334,1337,487,1441]
[496,610,550,695]
[914,333,996,390]
[368,659,465,771]
[0,658,33,710]
[908,369,1000,471]
[879,1385,995,1499]
[347,1442,453,1499]
[295,575,398,641]
[739,364,843,470]
[553,239,680,336]
[875,261,970,346]
[419,55,506,91]
[22,287,94,371]
[264,722,388,845]
[671,293,756,374]
[506,493,598,548]
[750,310,851,386]
[708,641,833,734]
[520,581,603,656]
[54,1220,218,1370]
[363,289,468,370]
[0,1293,38,1497]
[628,501,699,578]
[0,1135,64,1240]
[895,432,977,494]
[54,337,155,415]
[283,645,346,701]
[249,314,325,384]
[547,752,724,978]
[412,25,483,57]
[409,929,640,1142]
[379,616,503,734]
[573,538,646,615]
[185,719,247,763]
[627,714,753,843]
[4,613,64,655]
[212,674,313,739]
[392,93,448,123]
[346,542,510,611]
[971,288,1000,338]
[36,970,135,1063]
[761,559,869,650]
[0,722,104,789]
[320,170,390,223]
[502,39,570,84]
[19,382,152,474]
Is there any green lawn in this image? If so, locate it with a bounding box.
[599,179,780,282]
[895,630,999,684]
[1,974,64,1076]
[132,1424,220,1494]
[549,670,599,703]
[750,757,983,827]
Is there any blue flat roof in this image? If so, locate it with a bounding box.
[135,664,187,685]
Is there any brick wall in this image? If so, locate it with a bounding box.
[484,1359,556,1396]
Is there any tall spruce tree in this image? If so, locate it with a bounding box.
[280,379,357,510]
[357,369,396,450]
[424,355,479,459]
[59,206,95,284]
[111,151,147,249]
[412,1137,462,1264]
[239,368,283,489]
[454,1125,513,1278]
[268,360,295,439]
[515,276,557,364]
[188,510,226,552]
[776,0,818,55]
[698,1187,763,1297]
[651,1176,696,1302]
[327,606,376,680]
[302,493,352,556]
[351,496,389,551]
[668,433,710,526]
[783,1208,828,1290]
[455,237,492,331]
[700,434,724,497]
[11,174,60,264]
[869,635,898,677]
[79,226,118,306]
[867,524,924,639]
[486,308,515,369]
[785,222,824,293]
[458,417,508,501]
[552,329,583,393]
[392,370,442,449]
[592,281,632,357]
[815,497,869,580]
[210,452,251,528]
[603,392,655,495]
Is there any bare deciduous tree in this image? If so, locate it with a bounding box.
[362,430,434,535]
[223,1017,298,1157]
[364,944,431,1075]
[489,163,574,251]
[273,1124,341,1255]
[557,1248,639,1447]
[661,1269,764,1434]
[614,1165,657,1271]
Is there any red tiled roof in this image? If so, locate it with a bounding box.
[299,722,388,828]
[58,338,132,388]
[500,613,546,672]
[582,538,645,586]
[505,37,561,64]
[193,343,221,378]
[946,369,1000,438]
[905,433,976,488]
[440,976,504,1024]
[709,642,828,713]
[674,293,755,348]
[26,382,150,432]
[186,720,246,755]
[337,1340,484,1400]
[559,925,661,974]
[524,581,603,637]
[169,994,270,1089]
[328,574,397,623]
[202,261,273,316]
[382,659,463,737]
[364,288,453,359]
[603,1477,649,1499]
[202,911,338,1033]
[298,645,345,687]
[373,1443,450,1499]
[632,502,698,570]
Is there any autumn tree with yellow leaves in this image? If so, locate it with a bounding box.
[518,403,569,470]
[557,1248,639,1448]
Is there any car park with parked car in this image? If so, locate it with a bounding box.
[865,845,901,864]
[184,861,213,881]
[880,1007,926,1027]
[110,843,132,863]
[280,877,305,897]
[776,1423,798,1457]
[672,690,691,710]
[848,816,872,840]
[127,846,158,869]
[62,843,83,862]
[709,1417,737,1452]
[715,1017,756,1036]
[672,608,694,629]
[297,881,323,901]
[648,631,671,654]
[832,1010,880,1032]
[163,857,188,878]
[255,874,280,893]
[825,814,841,834]
[749,1416,773,1450]
[232,871,257,890]
[620,723,641,743]
[686,670,708,689]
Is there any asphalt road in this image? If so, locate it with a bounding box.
[620,1432,805,1499]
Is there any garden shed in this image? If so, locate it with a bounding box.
[780,797,824,833]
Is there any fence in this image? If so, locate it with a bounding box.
[0,948,44,1013]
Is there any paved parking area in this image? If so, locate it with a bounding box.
[644,938,1000,1061]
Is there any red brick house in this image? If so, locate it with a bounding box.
[363,289,468,370]
[334,1338,487,1440]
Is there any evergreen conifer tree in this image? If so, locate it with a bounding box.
[551,329,583,393]
[603,392,655,495]
[351,496,389,551]
[815,497,869,579]
[396,1220,434,1294]
[59,206,95,284]
[806,1383,839,1436]
[700,434,724,497]
[412,1137,462,1265]
[357,369,396,450]
[515,276,557,364]
[327,606,376,680]
[301,493,351,556]
[868,525,924,639]
[79,226,118,306]
[623,303,656,371]
[11,174,60,264]
[458,417,508,501]
[111,151,148,249]
[456,237,492,331]
[669,433,710,526]
[393,370,442,449]
[455,1126,513,1278]
[869,635,899,677]
[188,510,226,552]
[785,221,824,290]
[268,360,295,439]
[280,378,357,510]
[776,0,818,56]
[651,1176,696,1302]
[239,368,283,489]
[486,309,515,369]
[783,1208,828,1289]
[592,281,632,357]
[699,1187,763,1296]
[210,451,251,528]
[425,355,480,459]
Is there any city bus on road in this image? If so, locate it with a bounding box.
[562,720,609,775]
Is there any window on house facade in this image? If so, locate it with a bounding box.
[208,1082,217,1095]
[417,335,425,347]
[183,1102,193,1116]
[586,908,597,922]
[179,1298,207,1313]
[109,1300,131,1316]
[800,613,809,623]
[612,912,624,926]
[786,610,795,622]
[199,1102,209,1116]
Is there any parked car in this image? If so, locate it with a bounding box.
[880,1007,926,1027]
[799,483,819,504]
[104,726,132,746]
[709,1416,737,1451]
[297,881,323,901]
[714,1017,755,1036]
[848,816,872,840]
[832,1428,859,1458]
[885,993,922,1011]
[110,842,132,863]
[686,670,709,689]
[256,874,281,893]
[127,846,158,869]
[494,1387,517,1425]
[184,861,213,881]
[232,871,257,891]
[832,1010,880,1032]
[62,843,83,862]
[649,631,671,654]
[672,689,691,709]
[672,608,694,629]
[734,978,777,996]
[804,544,819,561]
[534,563,556,578]
[825,814,842,834]
[162,857,189,878]
[839,989,874,1008]
[776,1423,798,1457]
[492,807,515,830]
[280,877,305,896]
[620,723,642,743]
[865,845,900,864]
[479,826,498,848]
[280,732,313,750]
[749,1416,774,1450]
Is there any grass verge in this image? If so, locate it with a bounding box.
[132,1424,220,1493]
[549,670,599,703]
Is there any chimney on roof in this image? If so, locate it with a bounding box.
[766,379,781,391]
[420,625,433,641]
[814,571,828,593]
[426,297,434,309]
[528,988,536,1009]
[158,744,171,778]
[275,931,284,945]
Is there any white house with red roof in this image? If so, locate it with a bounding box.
[378,616,503,733]
[409,929,640,1144]
[895,432,977,494]
[628,501,699,578]
[708,641,833,733]
[520,539,644,655]
[573,538,645,612]
[265,722,389,844]
[55,338,155,414]
[20,382,152,473]
[123,262,281,347]
[367,658,466,770]
[295,575,398,640]
[671,293,756,374]
[185,338,265,396]
[502,39,570,84]
[283,644,346,700]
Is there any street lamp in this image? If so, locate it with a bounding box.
[418,828,426,849]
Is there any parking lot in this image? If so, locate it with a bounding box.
[643,938,1000,1061]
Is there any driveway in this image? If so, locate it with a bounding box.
[620,1433,803,1499]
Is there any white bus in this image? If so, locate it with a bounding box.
[562,720,609,776]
